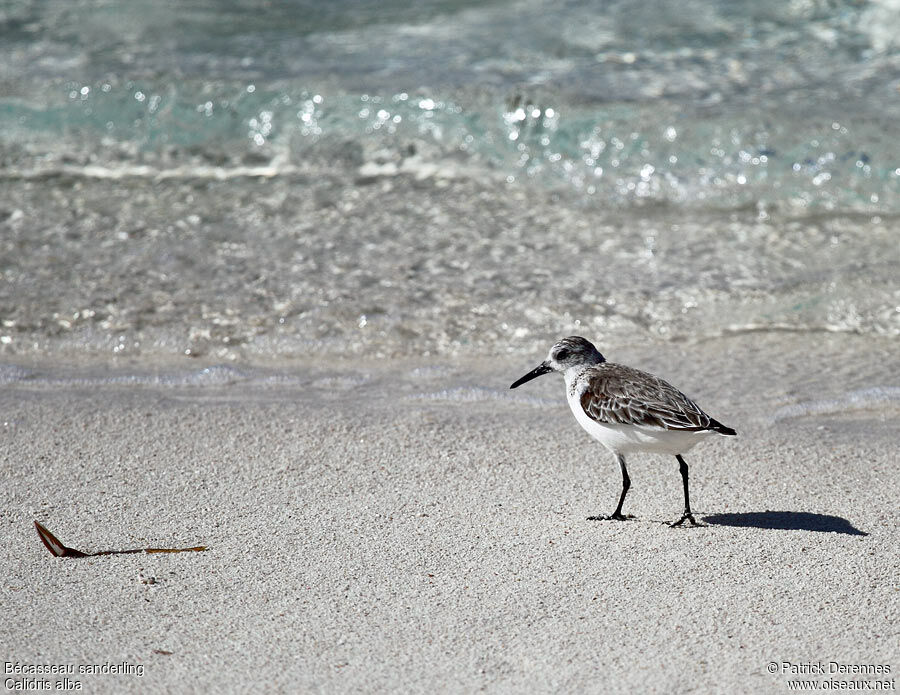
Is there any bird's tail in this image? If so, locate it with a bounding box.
[709,419,737,436]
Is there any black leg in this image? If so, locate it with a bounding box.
[670,454,700,527]
[588,454,633,521]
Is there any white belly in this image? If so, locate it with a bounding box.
[567,393,713,456]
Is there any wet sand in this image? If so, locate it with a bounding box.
[2,333,898,693]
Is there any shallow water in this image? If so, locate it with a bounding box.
[1,0,899,363]
[2,332,898,432]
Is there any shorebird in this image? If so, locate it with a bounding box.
[510,336,735,526]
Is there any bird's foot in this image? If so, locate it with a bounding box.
[587,512,634,521]
[669,513,703,527]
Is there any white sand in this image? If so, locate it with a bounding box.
[2,334,898,693]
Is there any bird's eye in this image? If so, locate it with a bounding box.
[556,348,569,361]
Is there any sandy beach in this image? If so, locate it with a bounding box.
[2,332,897,693]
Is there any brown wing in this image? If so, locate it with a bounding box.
[579,363,716,431]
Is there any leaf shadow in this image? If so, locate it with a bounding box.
[702,511,867,536]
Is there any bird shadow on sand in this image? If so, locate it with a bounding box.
[702,511,867,536]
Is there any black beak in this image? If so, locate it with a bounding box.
[509,361,552,389]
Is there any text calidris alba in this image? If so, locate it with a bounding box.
[510,336,736,526]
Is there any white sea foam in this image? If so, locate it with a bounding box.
[410,387,561,409]
[0,365,35,384]
[3,163,300,182]
[773,387,900,422]
[0,364,251,388]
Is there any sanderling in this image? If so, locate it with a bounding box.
[510,336,736,526]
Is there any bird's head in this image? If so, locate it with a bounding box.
[509,336,605,389]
